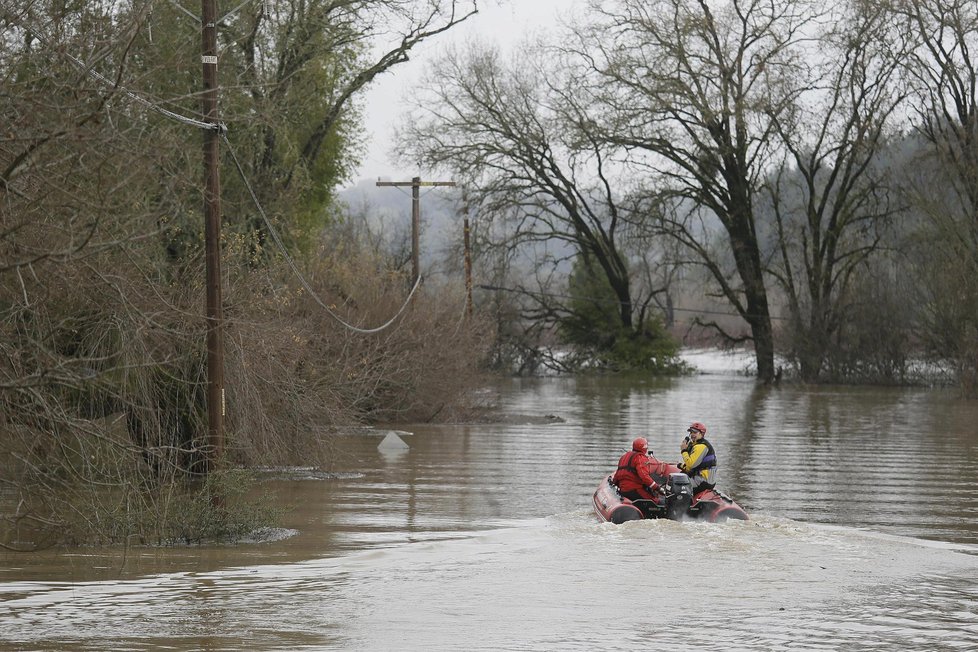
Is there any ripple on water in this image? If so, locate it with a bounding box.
[2,514,977,650]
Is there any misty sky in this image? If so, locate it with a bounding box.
[353,0,574,184]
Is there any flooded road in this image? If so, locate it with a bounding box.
[3,356,978,650]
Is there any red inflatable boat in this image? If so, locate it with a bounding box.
[592,458,748,524]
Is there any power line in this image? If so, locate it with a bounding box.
[15,15,221,133]
[223,134,421,334]
[167,0,265,26]
[476,284,789,321]
[19,15,419,335]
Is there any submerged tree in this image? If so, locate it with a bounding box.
[574,0,827,383]
[893,0,978,393]
[764,2,907,381]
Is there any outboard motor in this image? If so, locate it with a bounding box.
[665,473,693,520]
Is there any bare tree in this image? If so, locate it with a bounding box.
[764,2,907,381]
[893,0,978,393]
[400,42,677,369]
[574,0,824,383]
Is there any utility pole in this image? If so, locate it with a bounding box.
[462,202,474,320]
[201,0,224,473]
[376,177,456,282]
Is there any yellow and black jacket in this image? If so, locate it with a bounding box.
[680,438,717,488]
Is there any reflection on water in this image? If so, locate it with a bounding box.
[3,374,978,650]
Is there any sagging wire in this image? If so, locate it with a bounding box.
[17,12,417,335]
[63,51,220,132]
[15,13,219,133]
[222,133,421,334]
[168,0,266,26]
[166,0,200,23]
[477,284,789,322]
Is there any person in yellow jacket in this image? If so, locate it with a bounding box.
[679,421,717,494]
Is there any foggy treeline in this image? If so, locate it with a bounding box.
[401,0,978,391]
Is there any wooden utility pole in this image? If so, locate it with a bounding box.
[201,0,224,472]
[376,177,456,282]
[463,204,473,319]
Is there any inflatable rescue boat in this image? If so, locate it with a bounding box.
[592,458,748,524]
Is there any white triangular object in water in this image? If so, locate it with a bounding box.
[378,432,410,451]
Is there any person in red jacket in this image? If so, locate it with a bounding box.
[612,437,664,502]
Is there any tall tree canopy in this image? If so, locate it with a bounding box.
[574,0,824,383]
[893,0,978,392]
[763,1,906,381]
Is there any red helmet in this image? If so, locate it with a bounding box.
[632,437,648,452]
[687,421,707,435]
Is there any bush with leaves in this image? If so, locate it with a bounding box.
[560,257,684,373]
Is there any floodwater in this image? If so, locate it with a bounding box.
[3,352,978,650]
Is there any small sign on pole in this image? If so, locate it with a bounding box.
[378,432,410,451]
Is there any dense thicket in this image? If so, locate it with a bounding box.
[0,0,486,547]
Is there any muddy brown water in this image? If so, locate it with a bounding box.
[3,371,978,650]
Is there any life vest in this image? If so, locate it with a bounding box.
[687,437,717,476]
[616,450,646,474]
[613,450,654,492]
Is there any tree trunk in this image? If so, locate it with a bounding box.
[729,210,776,383]
[745,285,776,384]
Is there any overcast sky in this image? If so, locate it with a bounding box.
[351,0,573,185]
